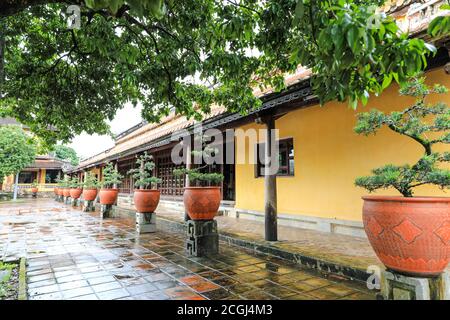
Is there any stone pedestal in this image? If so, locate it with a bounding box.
[71,198,79,207]
[136,212,156,234]
[82,200,95,212]
[186,220,219,257]
[57,195,64,202]
[32,193,37,198]
[64,196,71,204]
[381,270,450,300]
[100,204,114,218]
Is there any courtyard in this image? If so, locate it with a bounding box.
[0,199,375,300]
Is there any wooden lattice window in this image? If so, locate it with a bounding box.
[155,151,185,196]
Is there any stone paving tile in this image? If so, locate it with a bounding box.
[0,199,377,300]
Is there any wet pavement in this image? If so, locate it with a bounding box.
[0,199,376,300]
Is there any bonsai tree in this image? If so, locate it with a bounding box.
[83,172,99,189]
[62,176,71,188]
[354,77,450,197]
[69,176,82,189]
[173,135,224,186]
[128,152,161,190]
[31,179,38,188]
[100,162,123,189]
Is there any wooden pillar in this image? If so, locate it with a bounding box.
[264,116,277,241]
[113,161,118,189]
[184,141,191,221]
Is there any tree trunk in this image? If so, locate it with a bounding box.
[0,19,5,98]
[13,172,19,200]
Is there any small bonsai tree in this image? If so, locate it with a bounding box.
[101,162,123,189]
[354,77,450,197]
[83,172,99,189]
[173,135,224,186]
[31,179,38,188]
[69,176,82,189]
[61,176,71,188]
[128,152,161,189]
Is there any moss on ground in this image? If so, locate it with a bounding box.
[0,262,19,299]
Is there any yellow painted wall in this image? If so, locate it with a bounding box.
[87,167,101,181]
[235,68,450,222]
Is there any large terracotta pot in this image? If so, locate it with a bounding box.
[134,189,160,213]
[362,196,450,277]
[31,187,38,193]
[63,188,71,197]
[56,188,62,196]
[70,188,83,199]
[99,188,119,205]
[82,188,98,201]
[183,187,221,220]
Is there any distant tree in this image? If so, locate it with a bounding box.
[54,145,79,166]
[0,126,36,198]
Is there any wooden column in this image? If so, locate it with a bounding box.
[113,161,118,189]
[184,141,191,221]
[264,116,277,241]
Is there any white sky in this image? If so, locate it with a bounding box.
[68,103,143,160]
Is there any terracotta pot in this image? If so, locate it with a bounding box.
[56,188,62,196]
[183,187,221,220]
[99,188,119,205]
[63,188,71,197]
[134,189,160,213]
[362,195,450,277]
[54,188,58,195]
[70,188,83,199]
[31,187,38,193]
[82,188,98,201]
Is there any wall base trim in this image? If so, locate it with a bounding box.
[117,195,366,238]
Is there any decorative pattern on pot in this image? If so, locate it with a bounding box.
[70,188,83,199]
[362,196,450,277]
[184,187,221,220]
[99,188,119,205]
[82,188,98,201]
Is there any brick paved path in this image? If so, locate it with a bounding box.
[0,199,375,300]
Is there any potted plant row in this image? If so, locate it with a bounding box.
[355,77,450,277]
[99,162,123,205]
[128,152,162,213]
[174,136,224,220]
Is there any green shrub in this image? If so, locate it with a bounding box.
[354,77,450,197]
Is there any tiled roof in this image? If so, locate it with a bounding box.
[25,158,66,170]
[77,67,311,169]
